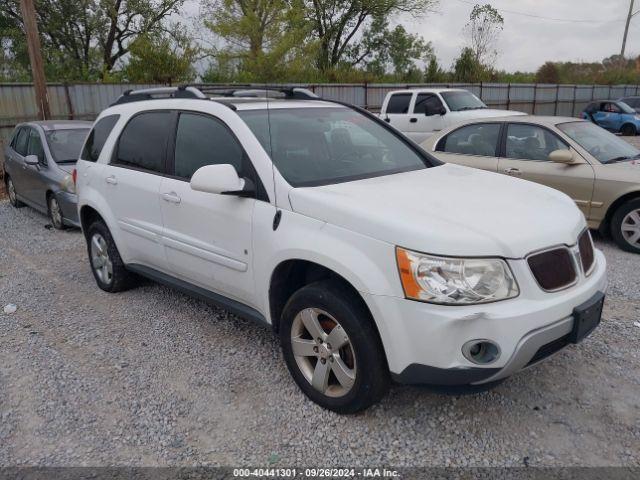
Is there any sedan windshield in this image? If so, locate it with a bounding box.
[441,91,487,112]
[45,129,90,163]
[558,121,640,164]
[617,102,636,114]
[238,107,430,187]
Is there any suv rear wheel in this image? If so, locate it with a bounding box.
[280,280,389,413]
[5,176,23,208]
[611,198,640,253]
[86,220,134,292]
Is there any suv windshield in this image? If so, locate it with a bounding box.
[558,121,640,164]
[238,107,430,187]
[440,91,487,112]
[45,129,90,163]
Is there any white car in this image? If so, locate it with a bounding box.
[380,88,525,144]
[75,86,607,413]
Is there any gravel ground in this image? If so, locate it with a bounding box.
[0,200,639,469]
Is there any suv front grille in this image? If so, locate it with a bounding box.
[578,230,595,275]
[527,230,596,292]
[528,248,577,291]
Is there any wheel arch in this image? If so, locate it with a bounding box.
[601,190,640,235]
[79,204,106,239]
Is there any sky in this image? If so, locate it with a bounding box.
[402,0,639,71]
[181,0,640,73]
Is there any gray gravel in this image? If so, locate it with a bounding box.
[0,198,639,468]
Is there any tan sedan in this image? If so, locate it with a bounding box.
[421,115,640,253]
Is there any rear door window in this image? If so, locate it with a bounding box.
[81,115,120,162]
[14,127,29,156]
[439,124,501,156]
[114,112,172,174]
[386,93,412,114]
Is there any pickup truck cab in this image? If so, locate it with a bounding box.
[380,88,525,144]
[76,86,606,413]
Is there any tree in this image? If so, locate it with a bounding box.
[0,0,184,81]
[536,61,560,84]
[123,29,197,83]
[464,3,503,67]
[203,0,310,81]
[452,46,486,82]
[353,16,432,80]
[424,55,446,82]
[303,0,438,72]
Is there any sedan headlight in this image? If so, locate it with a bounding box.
[61,174,76,194]
[396,247,519,305]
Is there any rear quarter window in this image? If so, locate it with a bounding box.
[386,93,412,114]
[81,115,120,162]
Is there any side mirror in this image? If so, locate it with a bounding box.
[549,149,577,164]
[439,107,447,116]
[190,164,255,197]
[24,154,39,166]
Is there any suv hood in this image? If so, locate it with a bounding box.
[288,164,585,258]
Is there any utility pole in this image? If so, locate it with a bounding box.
[621,0,636,58]
[19,0,50,120]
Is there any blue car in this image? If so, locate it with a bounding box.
[581,100,640,136]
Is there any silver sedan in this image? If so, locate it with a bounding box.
[3,121,91,229]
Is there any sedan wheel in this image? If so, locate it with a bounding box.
[291,307,356,398]
[90,233,113,286]
[48,196,65,229]
[621,209,640,248]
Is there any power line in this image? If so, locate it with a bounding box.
[454,0,626,24]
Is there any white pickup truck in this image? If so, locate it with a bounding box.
[380,88,525,144]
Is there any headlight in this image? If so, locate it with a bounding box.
[396,247,519,305]
[61,174,76,194]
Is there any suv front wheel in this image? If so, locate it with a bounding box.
[86,220,134,292]
[280,280,389,413]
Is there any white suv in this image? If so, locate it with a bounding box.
[76,86,607,413]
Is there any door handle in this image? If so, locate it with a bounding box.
[162,192,181,204]
[503,167,521,176]
[105,175,117,185]
[409,118,417,123]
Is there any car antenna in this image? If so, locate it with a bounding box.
[265,84,281,230]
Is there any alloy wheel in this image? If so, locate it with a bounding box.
[290,307,356,398]
[621,209,640,248]
[90,233,113,285]
[49,197,63,228]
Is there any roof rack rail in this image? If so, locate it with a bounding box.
[199,85,319,100]
[110,85,207,106]
[110,85,320,107]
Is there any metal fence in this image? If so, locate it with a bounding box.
[2,81,640,167]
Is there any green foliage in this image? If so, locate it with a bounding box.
[0,0,185,81]
[536,62,560,84]
[452,47,489,82]
[123,30,197,84]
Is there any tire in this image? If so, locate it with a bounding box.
[621,123,636,136]
[610,198,640,253]
[5,175,23,208]
[86,220,134,292]
[280,280,389,413]
[47,194,66,230]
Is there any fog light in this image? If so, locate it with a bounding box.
[462,340,500,365]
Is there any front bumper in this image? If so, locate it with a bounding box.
[363,250,607,386]
[56,191,80,227]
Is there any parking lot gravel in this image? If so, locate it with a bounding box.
[1,200,638,469]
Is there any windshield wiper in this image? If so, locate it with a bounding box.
[605,154,640,163]
[56,159,77,164]
[456,106,483,111]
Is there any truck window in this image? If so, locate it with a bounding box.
[386,94,412,114]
